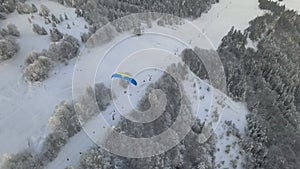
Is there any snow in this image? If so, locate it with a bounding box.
[70,20,250,167]
[245,37,259,51]
[193,0,264,48]
[44,129,95,169]
[270,0,300,13]
[214,101,248,169]
[0,0,87,160]
[27,0,88,41]
[0,0,266,168]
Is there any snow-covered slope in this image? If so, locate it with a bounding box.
[0,0,266,168]
[0,0,87,159]
[193,0,264,48]
[51,24,251,169]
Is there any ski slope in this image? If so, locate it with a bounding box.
[49,21,251,169]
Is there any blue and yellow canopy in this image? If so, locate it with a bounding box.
[111,72,137,86]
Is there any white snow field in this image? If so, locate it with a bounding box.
[0,0,266,168]
[0,0,88,160]
[193,0,264,48]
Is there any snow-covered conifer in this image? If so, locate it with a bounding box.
[24,56,52,82]
[7,23,20,37]
[32,24,48,35]
[39,4,50,17]
[0,39,18,61]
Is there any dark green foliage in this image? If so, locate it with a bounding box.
[217,27,247,101]
[182,48,208,80]
[58,0,217,39]
[247,13,275,41]
[258,0,285,15]
[240,114,269,168]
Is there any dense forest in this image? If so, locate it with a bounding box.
[180,0,300,168]
[55,0,217,41]
[217,0,300,168]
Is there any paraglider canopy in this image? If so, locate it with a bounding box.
[111,72,137,86]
